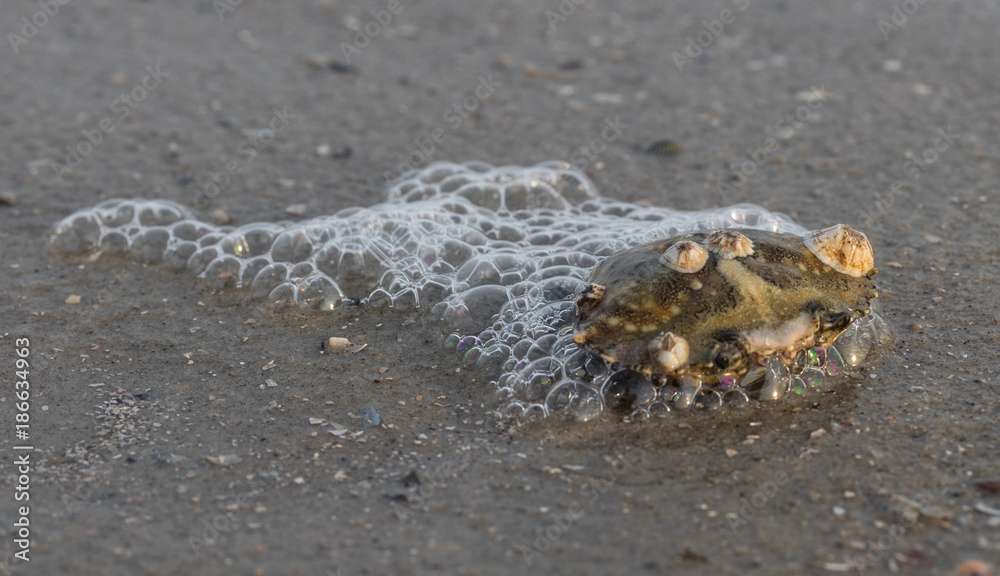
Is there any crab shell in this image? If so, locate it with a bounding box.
[573,227,878,382]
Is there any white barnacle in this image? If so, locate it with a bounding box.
[659,240,708,273]
[705,230,754,259]
[647,332,690,373]
[803,224,875,277]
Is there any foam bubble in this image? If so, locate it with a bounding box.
[49,161,888,421]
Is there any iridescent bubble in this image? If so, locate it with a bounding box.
[806,346,824,367]
[799,367,825,388]
[462,347,482,367]
[825,346,845,376]
[716,374,738,390]
[456,336,479,355]
[668,376,702,410]
[791,376,807,395]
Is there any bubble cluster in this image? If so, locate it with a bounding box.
[49,161,891,421]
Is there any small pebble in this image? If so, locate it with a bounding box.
[285,203,307,217]
[949,560,995,576]
[364,406,381,427]
[975,479,1000,493]
[65,294,82,304]
[883,59,902,72]
[886,261,902,269]
[591,92,623,105]
[832,506,846,517]
[151,450,186,465]
[210,209,231,225]
[306,54,330,70]
[646,140,684,157]
[908,323,923,330]
[0,191,16,205]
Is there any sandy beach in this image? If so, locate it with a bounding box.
[1,1,998,574]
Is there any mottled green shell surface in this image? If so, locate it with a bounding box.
[574,229,878,382]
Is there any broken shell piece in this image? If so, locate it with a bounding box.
[705,230,754,259]
[648,332,690,373]
[205,454,243,467]
[325,337,353,351]
[659,240,708,273]
[804,224,875,277]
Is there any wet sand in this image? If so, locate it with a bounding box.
[1,1,998,574]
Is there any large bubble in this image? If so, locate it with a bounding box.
[49,161,891,421]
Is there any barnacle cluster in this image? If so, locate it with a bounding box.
[49,162,891,421]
